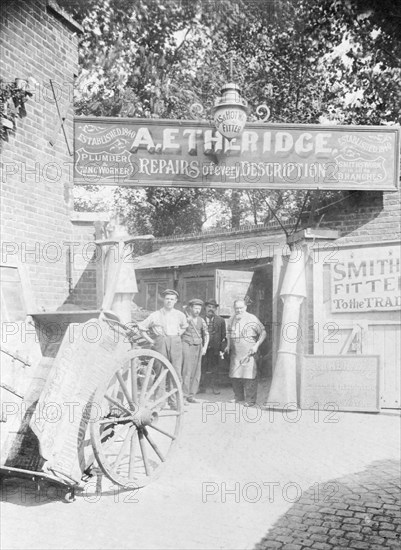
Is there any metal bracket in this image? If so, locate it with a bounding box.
[48,79,72,155]
[255,104,271,122]
[341,324,364,355]
[0,346,31,367]
[0,383,24,399]
[189,102,205,120]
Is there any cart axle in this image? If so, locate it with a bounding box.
[133,408,159,428]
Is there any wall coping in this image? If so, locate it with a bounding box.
[154,219,296,245]
[332,239,400,250]
[70,212,110,223]
[47,0,84,34]
[287,228,339,244]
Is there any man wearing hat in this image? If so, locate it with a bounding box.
[138,289,188,380]
[199,299,227,394]
[181,299,209,403]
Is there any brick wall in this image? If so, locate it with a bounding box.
[65,218,102,310]
[299,187,401,362]
[0,0,82,311]
[317,190,401,244]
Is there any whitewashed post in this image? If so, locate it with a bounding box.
[267,245,307,408]
[105,222,138,324]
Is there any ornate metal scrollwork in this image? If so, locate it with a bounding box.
[255,104,271,122]
[189,102,205,120]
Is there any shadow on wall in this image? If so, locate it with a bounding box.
[301,191,385,236]
[61,237,151,312]
[246,266,274,379]
[254,457,401,549]
[62,248,98,311]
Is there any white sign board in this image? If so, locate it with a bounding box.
[300,355,381,412]
[330,244,401,313]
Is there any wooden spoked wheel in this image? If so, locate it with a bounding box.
[90,349,184,488]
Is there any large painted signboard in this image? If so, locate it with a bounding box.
[300,355,381,412]
[330,244,401,313]
[74,118,400,190]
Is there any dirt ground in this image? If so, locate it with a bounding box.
[1,386,400,550]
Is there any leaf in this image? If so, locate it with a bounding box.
[70,0,401,233]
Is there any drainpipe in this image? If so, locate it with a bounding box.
[267,244,307,409]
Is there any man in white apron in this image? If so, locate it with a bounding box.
[226,299,266,406]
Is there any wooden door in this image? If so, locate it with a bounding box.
[182,276,215,305]
[215,269,254,317]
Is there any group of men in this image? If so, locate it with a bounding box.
[139,289,266,407]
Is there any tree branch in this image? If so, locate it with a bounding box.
[261,196,289,239]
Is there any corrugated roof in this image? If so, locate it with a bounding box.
[134,232,286,270]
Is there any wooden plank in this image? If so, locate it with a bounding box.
[300,354,381,413]
[215,269,254,317]
[367,325,401,408]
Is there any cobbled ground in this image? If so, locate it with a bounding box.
[1,386,400,550]
[255,458,400,550]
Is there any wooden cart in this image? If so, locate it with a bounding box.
[0,309,184,501]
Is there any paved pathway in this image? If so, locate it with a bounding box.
[255,458,400,550]
[1,390,400,550]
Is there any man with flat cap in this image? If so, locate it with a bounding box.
[181,298,209,403]
[200,299,227,394]
[139,289,188,381]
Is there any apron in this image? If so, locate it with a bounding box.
[229,315,259,379]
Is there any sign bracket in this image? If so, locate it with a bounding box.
[49,79,72,155]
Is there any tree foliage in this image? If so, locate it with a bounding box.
[61,0,401,235]
[114,186,214,237]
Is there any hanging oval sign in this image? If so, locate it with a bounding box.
[213,107,247,140]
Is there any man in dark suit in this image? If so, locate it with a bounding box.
[199,299,227,394]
